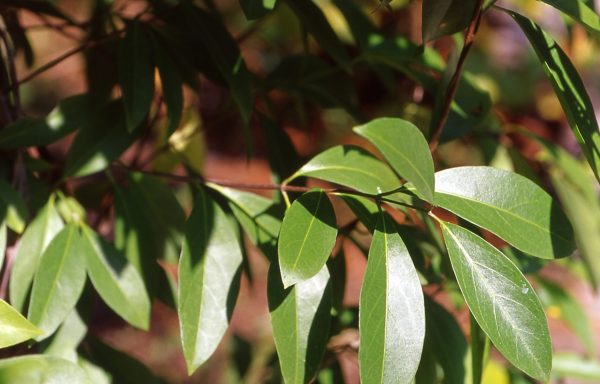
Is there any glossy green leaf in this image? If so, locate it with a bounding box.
[0,179,28,234]
[282,0,350,68]
[27,224,86,340]
[178,187,243,374]
[10,198,63,312]
[240,0,277,19]
[0,355,90,384]
[64,99,139,177]
[0,94,93,149]
[422,0,477,41]
[278,190,337,288]
[268,262,331,384]
[0,299,42,348]
[541,0,600,34]
[359,212,425,384]
[440,221,552,381]
[80,226,151,330]
[354,118,434,202]
[43,311,87,362]
[208,184,282,260]
[508,10,600,182]
[434,166,575,259]
[152,36,183,136]
[119,21,154,131]
[290,145,402,195]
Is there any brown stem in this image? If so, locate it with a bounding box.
[428,0,484,152]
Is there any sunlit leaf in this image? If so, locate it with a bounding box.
[0,299,42,348]
[541,0,600,34]
[0,355,90,384]
[43,311,87,362]
[0,179,28,234]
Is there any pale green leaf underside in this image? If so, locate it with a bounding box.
[354,117,435,202]
[434,166,575,259]
[359,212,425,384]
[441,221,552,381]
[541,0,600,34]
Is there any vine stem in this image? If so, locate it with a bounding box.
[428,0,485,152]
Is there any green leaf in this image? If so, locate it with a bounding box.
[240,0,277,20]
[0,179,28,234]
[178,187,243,374]
[354,117,435,202]
[0,355,91,384]
[152,36,183,136]
[10,197,63,312]
[440,221,552,381]
[434,166,575,259]
[80,226,151,330]
[552,353,600,381]
[541,0,600,34]
[0,94,93,149]
[290,145,402,195]
[64,99,139,177]
[359,212,425,384]
[27,224,86,340]
[278,190,337,288]
[268,262,331,384]
[282,0,350,68]
[507,9,600,182]
[0,208,6,270]
[43,311,87,362]
[0,299,42,348]
[207,184,282,260]
[422,0,477,41]
[119,21,155,131]
[337,193,379,232]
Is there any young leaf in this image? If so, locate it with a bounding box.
[80,226,151,330]
[422,0,477,41]
[27,224,86,340]
[354,118,435,202]
[178,187,243,374]
[240,0,277,20]
[434,166,575,259]
[278,190,337,288]
[0,93,93,149]
[282,0,350,68]
[0,179,28,234]
[359,212,425,384]
[541,0,600,34]
[507,9,600,182]
[0,355,91,384]
[268,263,331,384]
[289,145,402,195]
[10,198,64,312]
[0,299,42,348]
[152,35,183,136]
[119,21,154,132]
[440,221,552,381]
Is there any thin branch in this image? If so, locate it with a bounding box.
[0,27,21,117]
[428,0,485,152]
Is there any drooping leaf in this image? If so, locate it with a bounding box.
[282,0,350,68]
[152,35,183,136]
[0,299,42,348]
[43,311,87,362]
[0,179,28,234]
[119,21,155,132]
[240,0,277,20]
[278,190,337,288]
[208,184,282,261]
[27,224,86,340]
[10,197,64,312]
[64,99,139,177]
[268,263,331,384]
[178,187,243,374]
[440,221,552,381]
[434,166,575,259]
[289,145,402,195]
[80,226,151,330]
[0,355,91,384]
[541,0,600,34]
[359,212,425,383]
[507,9,600,182]
[354,117,435,202]
[0,94,93,149]
[422,0,477,42]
